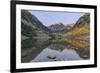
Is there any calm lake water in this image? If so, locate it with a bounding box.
[21,38,90,63]
[29,43,89,62]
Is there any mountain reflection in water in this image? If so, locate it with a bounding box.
[21,40,90,63]
[31,48,82,62]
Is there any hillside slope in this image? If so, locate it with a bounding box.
[66,13,90,49]
[67,13,90,37]
[21,10,50,38]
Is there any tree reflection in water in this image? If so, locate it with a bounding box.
[21,38,90,63]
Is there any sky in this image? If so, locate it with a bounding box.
[29,10,85,27]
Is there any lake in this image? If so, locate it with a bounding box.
[21,39,90,63]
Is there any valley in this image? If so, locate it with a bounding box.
[21,10,90,63]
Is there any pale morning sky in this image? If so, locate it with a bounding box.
[29,10,85,26]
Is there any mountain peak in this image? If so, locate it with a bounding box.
[48,22,65,32]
